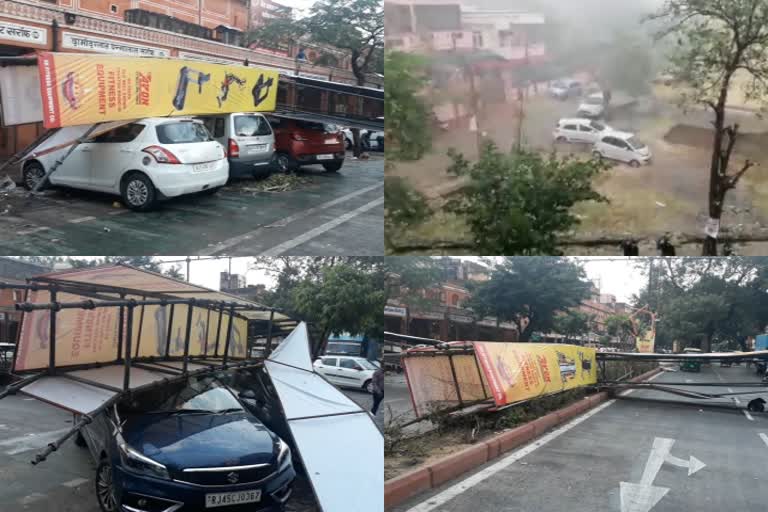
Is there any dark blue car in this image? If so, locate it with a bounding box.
[76,374,295,512]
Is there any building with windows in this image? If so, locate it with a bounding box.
[0,0,382,159]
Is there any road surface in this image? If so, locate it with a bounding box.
[393,364,768,512]
[0,156,383,256]
[0,386,378,511]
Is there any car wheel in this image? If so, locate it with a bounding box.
[363,379,373,394]
[275,153,297,173]
[592,150,603,160]
[95,459,118,512]
[121,172,157,211]
[322,162,343,172]
[22,161,48,191]
[629,160,641,168]
[555,136,566,143]
[345,138,352,150]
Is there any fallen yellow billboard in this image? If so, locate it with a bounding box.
[474,343,597,406]
[402,342,597,416]
[37,52,279,128]
[16,289,248,371]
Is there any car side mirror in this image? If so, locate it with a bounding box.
[239,389,256,400]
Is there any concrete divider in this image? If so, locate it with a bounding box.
[384,365,662,510]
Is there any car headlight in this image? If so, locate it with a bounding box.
[117,436,170,480]
[276,438,291,470]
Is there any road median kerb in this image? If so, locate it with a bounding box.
[384,366,663,509]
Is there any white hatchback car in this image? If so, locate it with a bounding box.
[577,93,606,118]
[593,132,652,167]
[22,118,229,211]
[313,355,378,393]
[553,118,615,144]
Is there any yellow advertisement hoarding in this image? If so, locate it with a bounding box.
[38,52,279,128]
[636,329,655,353]
[473,342,597,407]
[16,290,248,371]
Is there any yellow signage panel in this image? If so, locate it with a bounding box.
[38,52,279,128]
[16,290,247,371]
[636,329,655,353]
[473,342,597,406]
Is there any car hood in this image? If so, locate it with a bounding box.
[122,412,278,470]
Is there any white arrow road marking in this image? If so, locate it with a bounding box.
[619,437,705,512]
[664,452,706,476]
[759,433,768,448]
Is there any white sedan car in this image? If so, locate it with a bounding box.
[313,356,378,393]
[593,132,652,167]
[553,118,615,144]
[22,118,229,211]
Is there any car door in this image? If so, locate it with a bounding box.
[612,139,633,162]
[88,123,147,191]
[316,357,338,384]
[337,358,363,388]
[562,123,579,141]
[47,142,93,188]
[578,124,597,143]
[602,136,621,160]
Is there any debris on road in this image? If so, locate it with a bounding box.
[234,173,315,194]
[0,176,16,193]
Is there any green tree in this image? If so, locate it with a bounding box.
[384,51,432,164]
[384,177,431,251]
[447,144,608,255]
[553,310,594,343]
[467,257,592,341]
[605,314,636,349]
[383,256,444,308]
[647,1,768,255]
[249,0,382,86]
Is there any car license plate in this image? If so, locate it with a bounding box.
[316,154,333,160]
[193,162,214,173]
[247,144,268,154]
[325,138,337,144]
[205,490,261,508]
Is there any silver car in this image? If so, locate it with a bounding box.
[198,112,275,178]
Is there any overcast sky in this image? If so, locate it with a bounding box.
[456,256,646,303]
[154,257,272,291]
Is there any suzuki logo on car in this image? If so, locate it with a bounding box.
[227,472,239,484]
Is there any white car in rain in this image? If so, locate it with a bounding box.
[553,118,616,144]
[593,132,652,167]
[22,118,229,211]
[577,93,606,118]
[313,355,378,393]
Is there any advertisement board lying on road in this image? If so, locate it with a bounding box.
[474,342,597,406]
[37,52,280,128]
[402,342,597,416]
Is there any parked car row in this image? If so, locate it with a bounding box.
[22,114,349,211]
[553,117,652,167]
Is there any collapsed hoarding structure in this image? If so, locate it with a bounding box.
[389,332,598,418]
[387,331,768,418]
[0,264,383,512]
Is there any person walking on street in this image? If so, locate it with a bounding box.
[371,366,384,415]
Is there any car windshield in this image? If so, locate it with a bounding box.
[627,136,646,149]
[156,121,212,144]
[552,81,566,88]
[234,115,272,137]
[120,376,244,415]
[590,121,606,131]
[585,97,603,105]
[296,120,337,133]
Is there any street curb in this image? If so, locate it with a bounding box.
[384,366,662,510]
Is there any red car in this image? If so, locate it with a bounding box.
[268,117,346,172]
